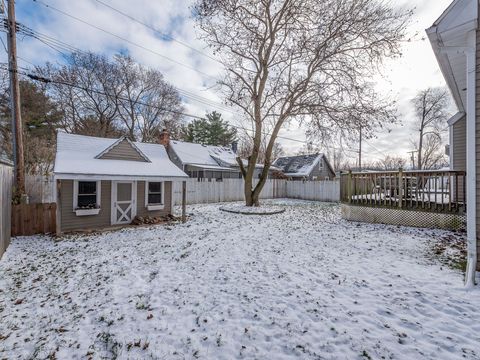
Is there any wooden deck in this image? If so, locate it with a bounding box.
[340,170,466,214]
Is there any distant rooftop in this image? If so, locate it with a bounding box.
[273,153,323,177]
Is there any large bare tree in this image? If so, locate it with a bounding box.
[412,87,449,170]
[194,0,411,206]
[39,52,184,141]
[40,52,122,137]
[115,54,184,142]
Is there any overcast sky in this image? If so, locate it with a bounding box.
[3,0,455,163]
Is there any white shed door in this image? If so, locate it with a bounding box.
[111,181,137,225]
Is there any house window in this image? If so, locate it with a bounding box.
[147,182,163,205]
[73,180,101,213]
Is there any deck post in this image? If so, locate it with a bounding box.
[398,167,403,209]
[347,170,352,204]
[181,180,187,223]
[55,179,61,236]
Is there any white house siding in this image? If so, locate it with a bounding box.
[476,26,480,270]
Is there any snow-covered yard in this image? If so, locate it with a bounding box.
[1,199,479,359]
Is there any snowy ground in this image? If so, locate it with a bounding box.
[1,199,479,359]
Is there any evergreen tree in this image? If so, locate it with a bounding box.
[181,111,236,146]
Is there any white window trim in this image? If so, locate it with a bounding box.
[73,180,101,214]
[145,181,164,210]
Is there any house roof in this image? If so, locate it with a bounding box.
[426,0,478,112]
[0,153,13,167]
[273,153,333,177]
[169,140,282,171]
[169,140,238,168]
[54,132,188,180]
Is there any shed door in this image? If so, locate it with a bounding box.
[111,181,137,225]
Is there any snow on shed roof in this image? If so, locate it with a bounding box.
[273,153,324,177]
[54,132,188,180]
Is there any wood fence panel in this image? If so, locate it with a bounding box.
[286,180,340,202]
[11,203,56,236]
[25,174,55,203]
[172,178,339,205]
[0,164,13,258]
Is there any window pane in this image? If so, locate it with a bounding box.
[149,182,162,193]
[148,193,162,204]
[78,181,96,195]
[78,194,97,207]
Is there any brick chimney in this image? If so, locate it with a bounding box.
[159,129,170,148]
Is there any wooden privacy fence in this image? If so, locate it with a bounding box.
[286,180,340,202]
[173,178,340,205]
[173,178,287,205]
[11,203,57,236]
[0,164,13,258]
[26,174,55,203]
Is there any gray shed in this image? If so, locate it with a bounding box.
[53,132,188,233]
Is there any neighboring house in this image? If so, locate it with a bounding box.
[0,155,13,167]
[427,0,479,270]
[159,130,273,180]
[53,132,188,233]
[272,153,335,180]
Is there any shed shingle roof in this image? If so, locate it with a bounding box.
[273,153,323,177]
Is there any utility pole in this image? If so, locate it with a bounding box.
[358,125,362,171]
[408,150,417,170]
[6,0,27,203]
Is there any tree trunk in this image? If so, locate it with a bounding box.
[244,170,256,206]
[417,128,423,170]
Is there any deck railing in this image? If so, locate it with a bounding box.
[340,169,466,214]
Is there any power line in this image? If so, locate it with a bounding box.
[12,69,355,153]
[9,19,245,117]
[92,0,221,65]
[31,0,219,81]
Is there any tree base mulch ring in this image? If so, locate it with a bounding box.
[219,205,286,215]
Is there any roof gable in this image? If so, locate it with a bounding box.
[273,154,321,175]
[96,137,151,162]
[432,0,475,34]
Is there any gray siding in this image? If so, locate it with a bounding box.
[451,115,466,204]
[59,180,112,232]
[137,181,172,217]
[59,180,173,232]
[99,139,147,162]
[309,158,335,180]
[290,158,335,181]
[451,115,466,171]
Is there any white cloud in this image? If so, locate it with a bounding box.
[5,0,455,161]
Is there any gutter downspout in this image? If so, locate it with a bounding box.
[440,31,477,287]
[465,30,477,287]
